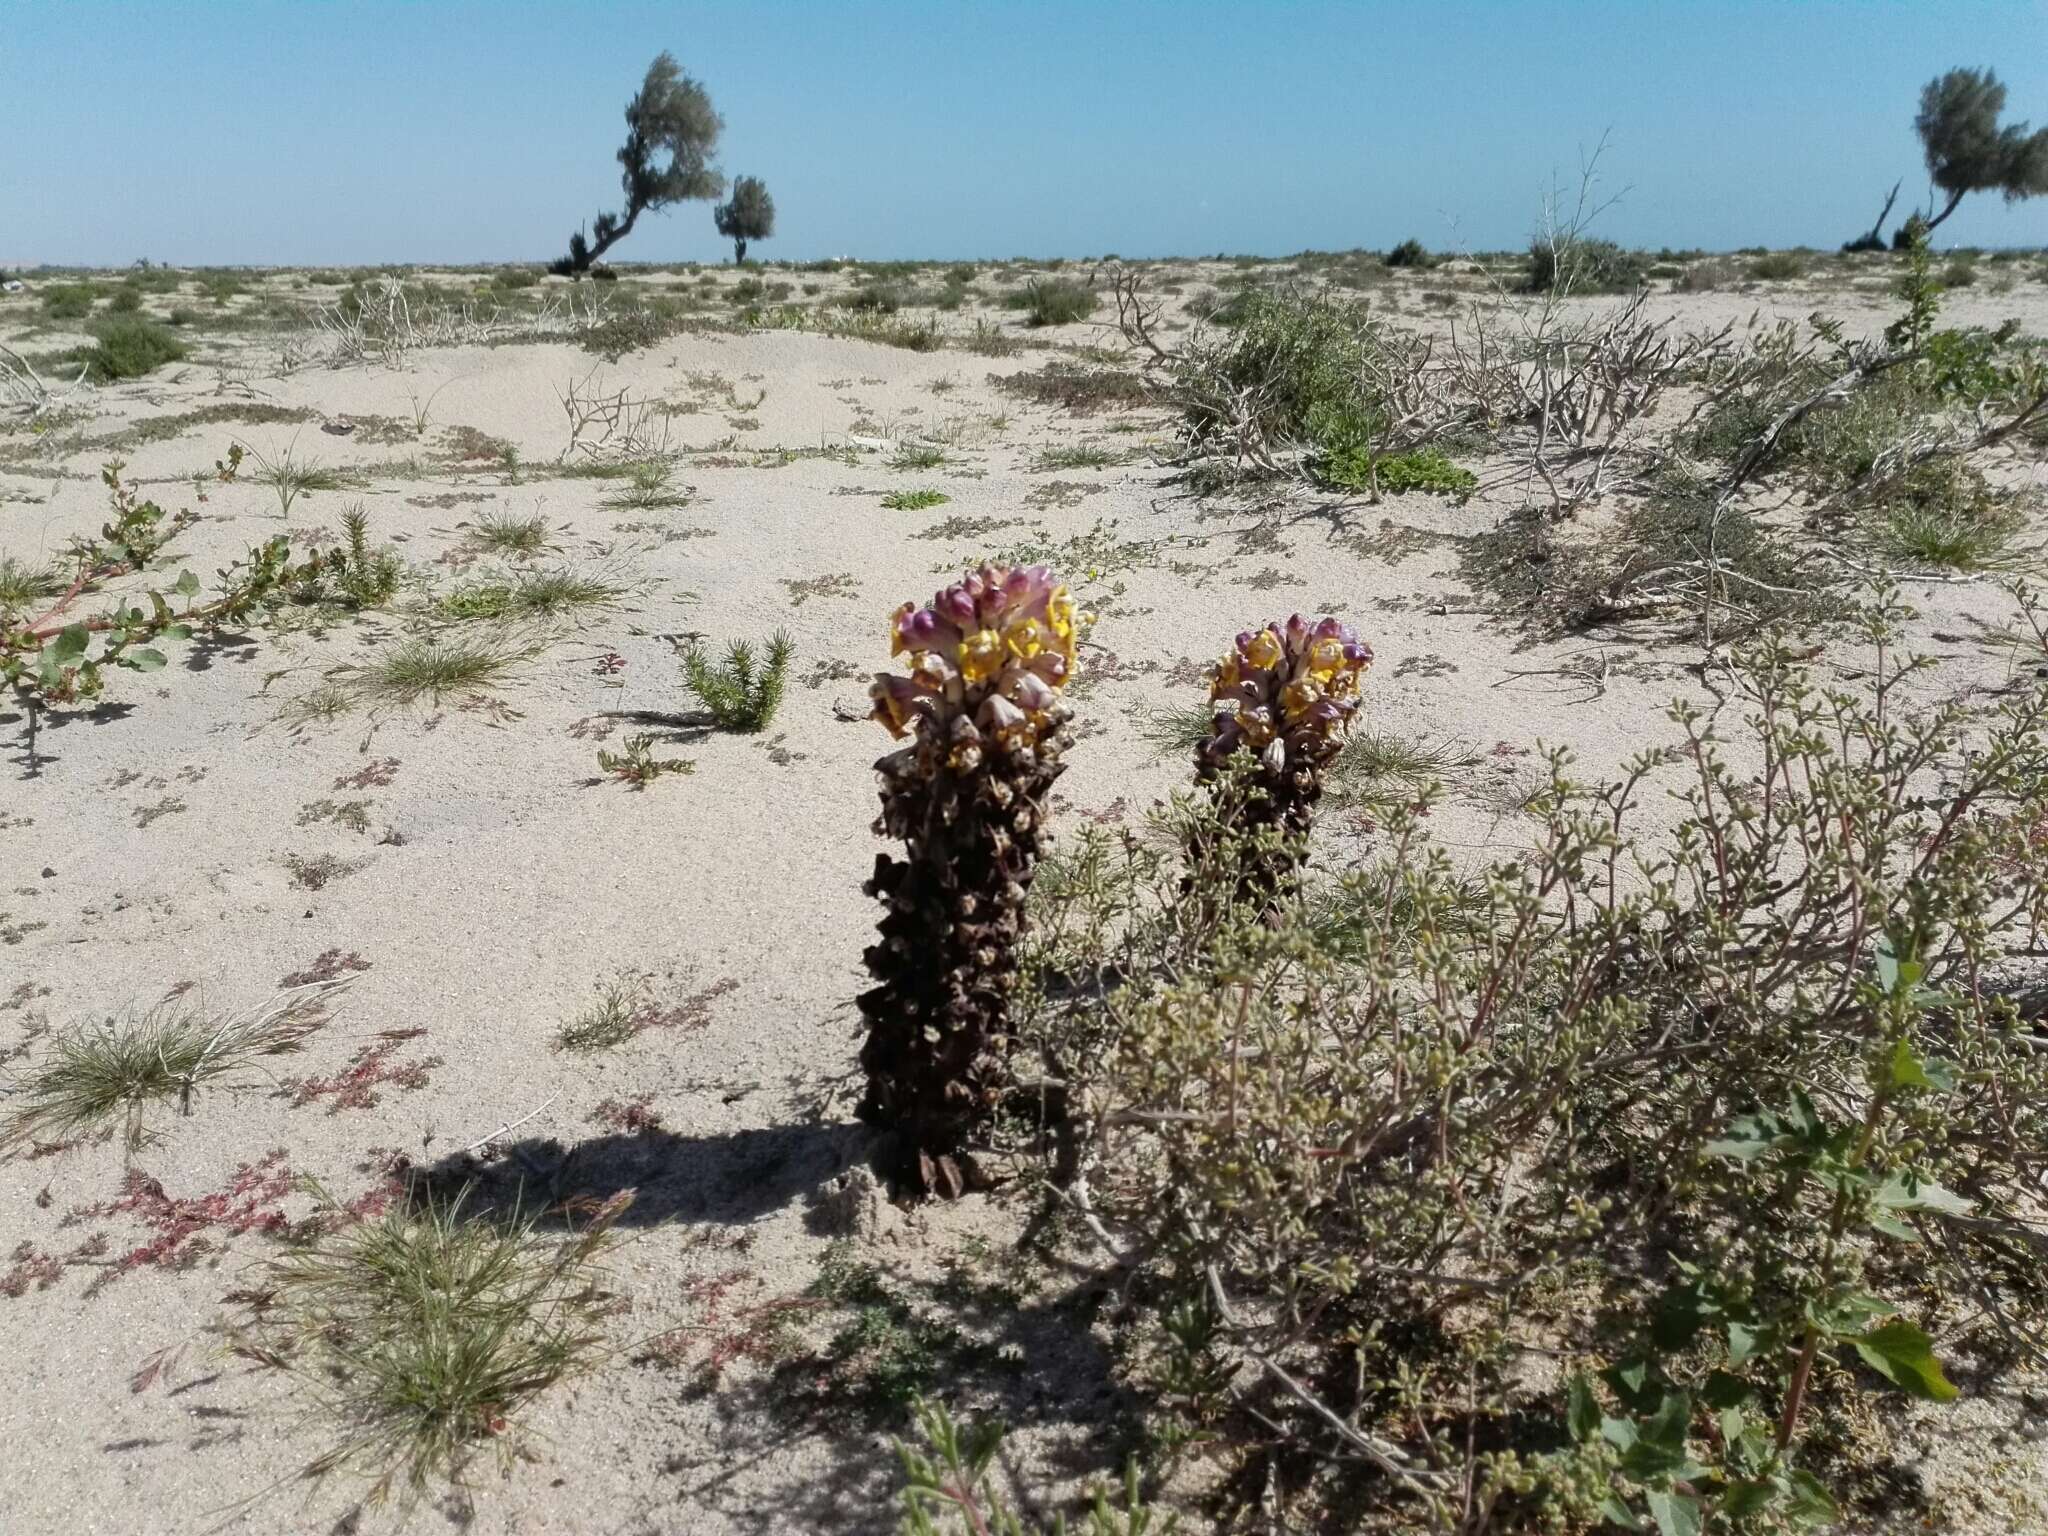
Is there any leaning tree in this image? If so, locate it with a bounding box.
[549,52,725,277]
[1909,67,2048,237]
[713,176,776,263]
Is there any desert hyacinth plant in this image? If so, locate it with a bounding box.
[859,563,1081,1197]
[1196,615,1372,890]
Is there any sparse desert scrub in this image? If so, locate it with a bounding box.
[1018,598,2048,1534]
[242,436,349,518]
[1010,278,1098,327]
[859,563,1081,1195]
[330,632,529,708]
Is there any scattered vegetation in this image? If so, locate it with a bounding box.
[882,489,951,511]
[1,988,334,1151]
[231,1187,629,1508]
[596,732,694,787]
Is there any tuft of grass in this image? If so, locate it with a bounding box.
[230,1187,628,1508]
[0,555,65,619]
[557,977,644,1052]
[1867,461,2032,573]
[468,510,550,559]
[881,489,950,511]
[599,458,690,512]
[349,635,526,706]
[0,988,338,1150]
[682,631,794,732]
[1033,443,1123,471]
[891,444,948,471]
[245,437,349,519]
[439,567,622,622]
[1328,729,1480,799]
[1138,699,1216,759]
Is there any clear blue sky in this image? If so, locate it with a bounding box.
[7,1,2048,267]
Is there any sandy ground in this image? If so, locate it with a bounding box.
[4,254,2048,1534]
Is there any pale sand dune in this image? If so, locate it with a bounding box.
[3,257,2047,1533]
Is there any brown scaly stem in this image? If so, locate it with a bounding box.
[859,563,1083,1197]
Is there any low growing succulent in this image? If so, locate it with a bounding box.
[859,562,1081,1196]
[1196,614,1372,889]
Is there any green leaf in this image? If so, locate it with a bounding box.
[1598,1494,1643,1530]
[125,648,167,672]
[1875,931,1902,993]
[1784,1469,1840,1525]
[49,623,89,664]
[1888,1037,1933,1089]
[1853,1319,1959,1401]
[173,568,201,597]
[1567,1374,1601,1445]
[1645,1488,1703,1536]
[1871,1169,1971,1218]
[1719,1479,1776,1520]
[1726,1322,1764,1367]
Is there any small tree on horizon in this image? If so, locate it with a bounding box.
[549,53,725,277]
[1909,67,2048,237]
[713,176,776,263]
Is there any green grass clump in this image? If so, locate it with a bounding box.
[882,489,951,511]
[245,438,349,518]
[1033,443,1123,471]
[468,511,550,559]
[350,635,525,706]
[0,555,64,619]
[78,315,188,380]
[0,990,332,1150]
[892,444,948,471]
[1869,462,2031,572]
[1525,236,1647,294]
[231,1188,626,1508]
[440,568,621,622]
[683,631,793,732]
[1011,279,1097,327]
[1748,252,1807,281]
[599,458,690,511]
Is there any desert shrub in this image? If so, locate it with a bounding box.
[1017,600,2048,1532]
[1674,256,1742,292]
[489,267,539,290]
[1941,256,1979,288]
[841,282,905,314]
[1012,279,1097,327]
[1526,235,1648,293]
[106,285,144,313]
[1384,237,1434,269]
[79,315,188,380]
[1864,459,2030,571]
[39,282,96,321]
[1748,251,1807,280]
[682,630,792,731]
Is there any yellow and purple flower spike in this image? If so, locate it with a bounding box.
[870,562,1082,767]
[859,562,1083,1199]
[1202,614,1373,773]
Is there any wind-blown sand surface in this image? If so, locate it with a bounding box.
[4,255,2047,1533]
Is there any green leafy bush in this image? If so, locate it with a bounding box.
[80,315,188,380]
[1526,235,1648,293]
[1013,279,1097,327]
[1748,251,1807,281]
[38,282,97,321]
[1384,237,1434,269]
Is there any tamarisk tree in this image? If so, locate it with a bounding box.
[1910,67,2048,237]
[712,176,775,263]
[549,53,725,277]
[859,563,1082,1197]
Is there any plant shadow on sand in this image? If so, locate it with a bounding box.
[407,1122,1138,1536]
[407,1121,866,1229]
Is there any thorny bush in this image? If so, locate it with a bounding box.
[1013,588,2048,1534]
